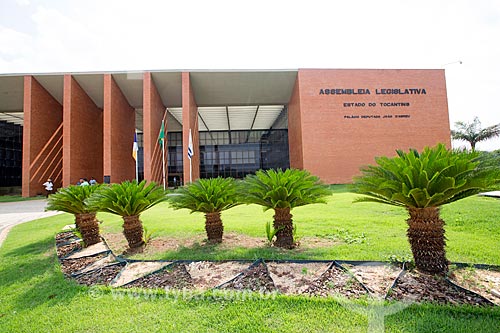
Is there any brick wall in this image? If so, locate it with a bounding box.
[22,76,63,196]
[182,72,200,183]
[103,74,135,183]
[143,72,166,184]
[294,69,451,184]
[63,75,103,186]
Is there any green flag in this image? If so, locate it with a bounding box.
[158,119,165,147]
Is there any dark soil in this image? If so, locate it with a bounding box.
[56,242,82,258]
[387,271,494,306]
[124,263,194,289]
[303,265,368,298]
[52,233,498,305]
[60,253,107,276]
[74,264,124,286]
[449,268,500,305]
[186,261,251,290]
[55,231,79,245]
[219,262,277,293]
[342,263,402,298]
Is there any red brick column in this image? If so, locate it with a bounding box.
[143,72,166,185]
[103,74,135,183]
[182,72,199,183]
[22,76,63,197]
[63,75,103,186]
[287,76,304,170]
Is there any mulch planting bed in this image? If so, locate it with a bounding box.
[74,264,124,286]
[186,261,251,290]
[60,253,107,276]
[53,232,499,306]
[386,271,494,306]
[449,268,500,306]
[341,263,401,299]
[219,262,277,293]
[267,261,331,294]
[124,263,194,289]
[76,254,118,275]
[111,261,172,287]
[56,242,82,258]
[303,265,368,298]
[65,242,108,259]
[55,231,79,245]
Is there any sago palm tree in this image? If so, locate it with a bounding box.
[241,168,331,249]
[353,144,500,275]
[46,185,102,246]
[87,180,167,249]
[168,177,240,243]
[451,117,500,151]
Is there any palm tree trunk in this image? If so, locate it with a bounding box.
[205,211,223,243]
[74,214,82,231]
[407,207,448,275]
[273,207,295,249]
[122,215,144,248]
[76,213,101,246]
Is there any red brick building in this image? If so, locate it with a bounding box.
[0,69,451,196]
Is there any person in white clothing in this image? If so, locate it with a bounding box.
[42,178,54,197]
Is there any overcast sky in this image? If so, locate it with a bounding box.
[1,0,499,150]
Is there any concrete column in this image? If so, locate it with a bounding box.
[143,72,166,185]
[103,74,135,183]
[182,72,200,183]
[22,76,63,196]
[287,75,304,169]
[62,75,103,186]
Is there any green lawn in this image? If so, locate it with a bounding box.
[100,192,500,264]
[0,191,499,332]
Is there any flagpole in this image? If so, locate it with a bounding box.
[188,128,193,183]
[162,137,166,190]
[160,111,167,190]
[135,131,139,181]
[133,131,139,182]
[135,160,139,182]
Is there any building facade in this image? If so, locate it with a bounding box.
[0,69,451,196]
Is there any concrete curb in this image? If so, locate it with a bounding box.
[0,205,62,247]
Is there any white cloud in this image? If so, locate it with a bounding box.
[0,0,499,150]
[15,0,30,6]
[0,26,33,58]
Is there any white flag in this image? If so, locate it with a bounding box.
[132,132,138,161]
[187,129,194,160]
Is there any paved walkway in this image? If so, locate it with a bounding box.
[0,199,61,247]
[480,191,500,198]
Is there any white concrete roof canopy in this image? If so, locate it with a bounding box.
[0,69,297,130]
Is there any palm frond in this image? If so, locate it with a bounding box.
[452,117,500,150]
[352,143,500,208]
[87,180,167,216]
[46,185,102,214]
[241,168,331,210]
[168,177,241,214]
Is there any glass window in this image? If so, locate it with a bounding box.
[196,129,289,179]
[0,121,23,186]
